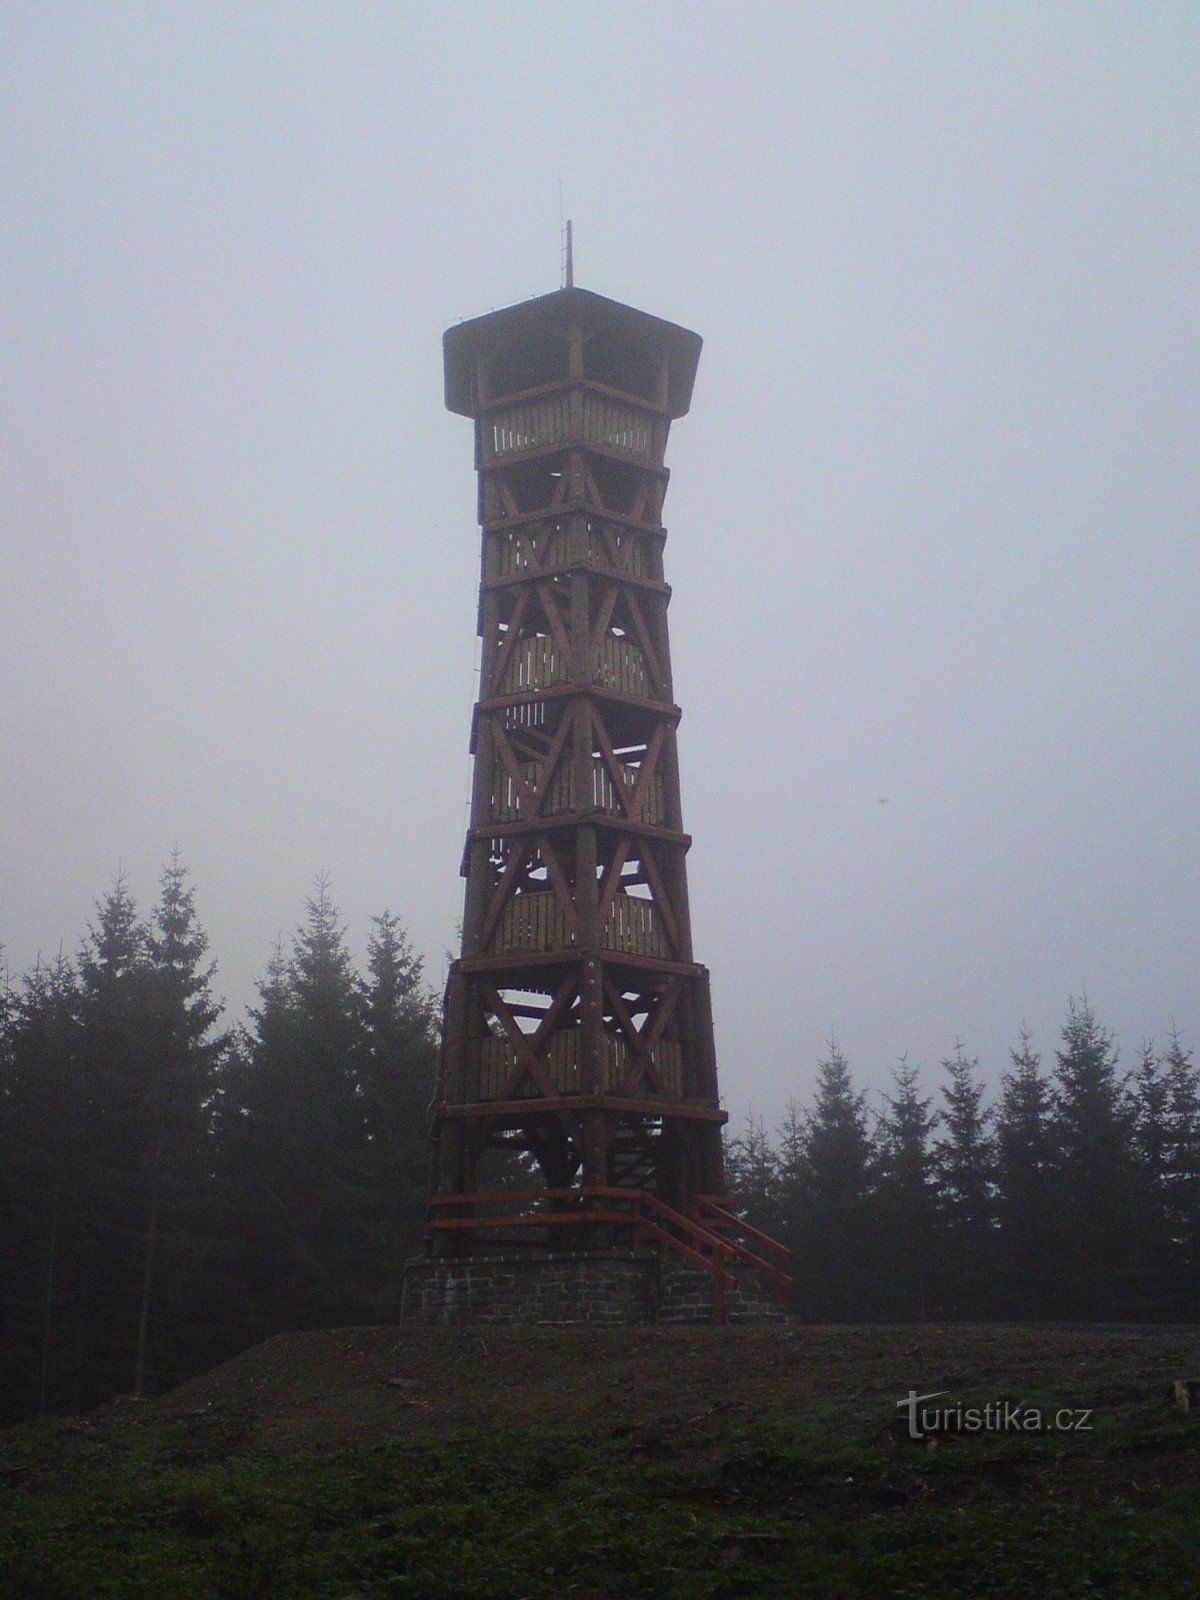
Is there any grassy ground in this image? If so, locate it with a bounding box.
[2,1326,1198,1598]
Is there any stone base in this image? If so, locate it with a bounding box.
[400,1251,787,1327]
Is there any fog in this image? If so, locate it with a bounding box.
[3,3,1196,1123]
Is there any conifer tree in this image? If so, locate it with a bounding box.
[788,1041,877,1320]
[215,941,299,1345]
[772,1097,806,1263]
[1051,998,1139,1318]
[0,953,85,1419]
[1129,1040,1175,1314]
[360,911,438,1313]
[933,1044,996,1317]
[227,879,372,1335]
[1162,1030,1200,1312]
[874,1057,938,1319]
[725,1113,780,1238]
[133,855,228,1394]
[74,874,157,1405]
[994,1027,1056,1318]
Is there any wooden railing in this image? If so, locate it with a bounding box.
[494,524,570,578]
[594,634,651,697]
[493,522,654,581]
[477,1031,683,1100]
[606,890,665,957]
[496,634,570,696]
[691,1195,793,1298]
[491,756,665,827]
[582,394,653,460]
[495,633,652,700]
[427,1185,792,1324]
[491,394,571,456]
[489,393,653,462]
[490,890,667,959]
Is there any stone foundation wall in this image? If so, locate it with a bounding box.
[658,1263,787,1325]
[401,1252,786,1327]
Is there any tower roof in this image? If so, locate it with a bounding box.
[444,286,702,420]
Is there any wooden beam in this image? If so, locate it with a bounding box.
[434,1095,727,1123]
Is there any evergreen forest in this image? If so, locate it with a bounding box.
[2,860,1197,1424]
[0,862,438,1424]
[726,1019,1200,1329]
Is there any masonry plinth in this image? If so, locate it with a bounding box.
[405,285,789,1325]
[402,1253,786,1327]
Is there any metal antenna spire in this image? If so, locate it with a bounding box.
[565,219,574,288]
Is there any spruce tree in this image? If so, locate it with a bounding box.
[874,1057,938,1320]
[994,1027,1056,1318]
[0,953,86,1419]
[1129,1040,1175,1315]
[359,911,438,1314]
[1051,998,1139,1319]
[216,942,299,1345]
[134,855,228,1394]
[75,874,157,1405]
[725,1113,780,1238]
[933,1045,996,1317]
[228,880,372,1335]
[773,1097,806,1274]
[1162,1030,1200,1314]
[789,1041,877,1321]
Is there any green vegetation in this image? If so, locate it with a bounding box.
[0,866,439,1423]
[2,1386,1197,1599]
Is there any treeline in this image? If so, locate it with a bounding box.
[727,1009,1200,1324]
[4,864,1196,1418]
[0,860,438,1424]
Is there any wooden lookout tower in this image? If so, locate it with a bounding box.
[406,282,789,1324]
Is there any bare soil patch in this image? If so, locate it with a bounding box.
[135,1322,1200,1452]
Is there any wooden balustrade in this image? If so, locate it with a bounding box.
[604,891,666,957]
[491,394,570,456]
[594,634,651,697]
[491,758,665,826]
[478,1030,682,1100]
[582,394,653,459]
[495,632,651,700]
[489,889,667,960]
[497,634,569,696]
[493,522,653,580]
[489,392,653,462]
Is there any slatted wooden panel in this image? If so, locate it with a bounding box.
[500,700,548,732]
[591,760,664,824]
[478,1030,582,1098]
[652,1038,683,1098]
[492,394,570,456]
[491,891,572,954]
[604,892,667,958]
[491,758,664,825]
[587,523,652,578]
[498,634,568,696]
[496,524,569,579]
[478,1029,682,1101]
[594,635,650,698]
[601,1033,682,1097]
[478,1034,512,1100]
[583,394,653,460]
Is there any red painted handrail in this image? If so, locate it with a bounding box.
[426,1184,790,1323]
[691,1195,792,1299]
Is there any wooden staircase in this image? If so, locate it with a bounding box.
[427,1186,791,1324]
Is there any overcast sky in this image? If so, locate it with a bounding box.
[3,3,1197,1126]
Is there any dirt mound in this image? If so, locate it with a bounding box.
[139,1323,1200,1452]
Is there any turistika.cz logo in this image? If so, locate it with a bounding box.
[897,1390,1094,1441]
